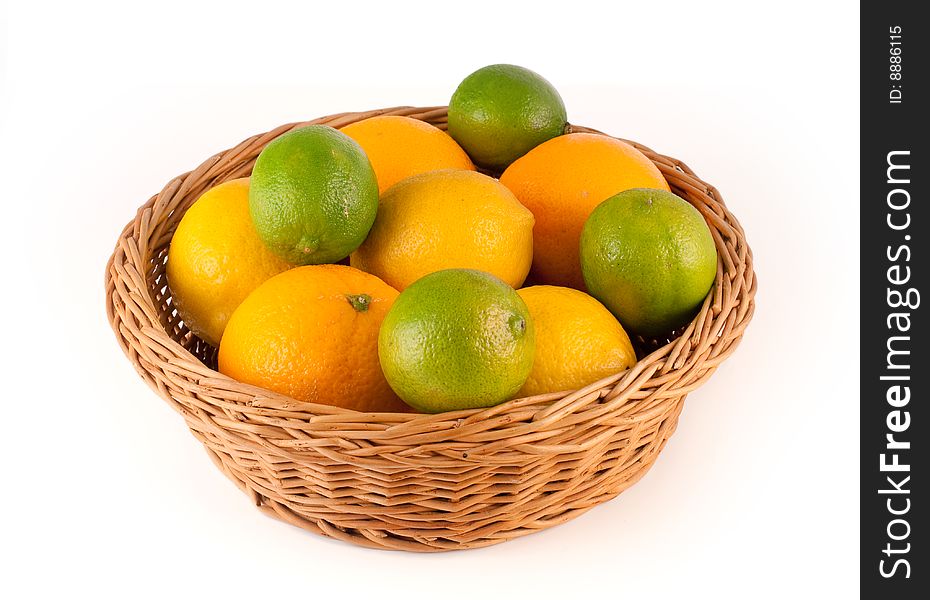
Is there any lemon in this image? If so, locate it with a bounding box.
[515,286,636,397]
[166,178,291,346]
[350,169,534,291]
[378,269,535,413]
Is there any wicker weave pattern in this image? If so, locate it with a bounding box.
[105,106,756,551]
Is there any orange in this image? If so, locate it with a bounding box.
[340,115,475,193]
[350,169,534,291]
[218,264,410,413]
[166,178,292,347]
[500,133,669,290]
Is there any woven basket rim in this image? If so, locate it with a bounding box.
[105,104,756,437]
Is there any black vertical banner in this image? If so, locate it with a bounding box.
[861,3,927,596]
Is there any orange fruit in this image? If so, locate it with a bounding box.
[166,178,292,347]
[340,115,475,193]
[218,264,410,413]
[500,133,669,290]
[350,169,534,291]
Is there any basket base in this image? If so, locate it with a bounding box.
[193,397,684,552]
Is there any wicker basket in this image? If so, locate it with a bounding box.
[105,106,756,552]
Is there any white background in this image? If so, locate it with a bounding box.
[1,1,859,598]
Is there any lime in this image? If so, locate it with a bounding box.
[249,125,378,265]
[580,188,717,336]
[448,64,567,171]
[378,269,535,413]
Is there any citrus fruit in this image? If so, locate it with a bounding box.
[248,125,378,265]
[166,178,291,347]
[580,188,717,337]
[340,115,475,193]
[515,286,636,397]
[350,169,534,291]
[218,264,410,413]
[500,133,670,290]
[378,269,535,413]
[448,64,567,170]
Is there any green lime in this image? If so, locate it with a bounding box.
[249,125,378,265]
[448,64,567,171]
[580,188,717,337]
[378,269,535,413]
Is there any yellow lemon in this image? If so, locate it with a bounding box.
[515,285,637,397]
[350,169,534,291]
[166,178,291,346]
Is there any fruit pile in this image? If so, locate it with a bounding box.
[167,65,717,414]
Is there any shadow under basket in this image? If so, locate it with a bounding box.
[105,106,756,552]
